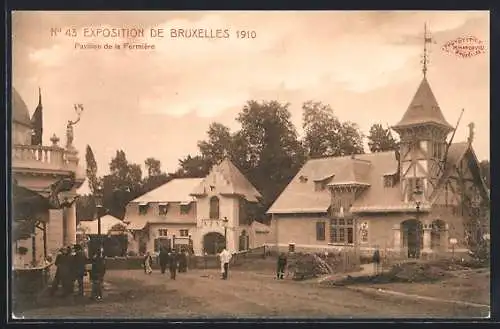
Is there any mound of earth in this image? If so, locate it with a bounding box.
[289,252,361,281]
[327,259,476,286]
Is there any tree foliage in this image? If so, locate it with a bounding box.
[197,122,233,169]
[302,101,364,158]
[367,123,399,153]
[236,101,306,206]
[85,145,100,194]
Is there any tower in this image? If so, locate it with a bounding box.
[392,24,454,203]
[31,87,43,146]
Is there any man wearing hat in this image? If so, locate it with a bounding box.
[49,247,66,296]
[72,244,87,296]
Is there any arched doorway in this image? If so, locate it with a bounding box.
[239,230,250,251]
[431,220,446,251]
[401,219,423,258]
[203,232,226,255]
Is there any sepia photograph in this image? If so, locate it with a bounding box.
[10,10,490,319]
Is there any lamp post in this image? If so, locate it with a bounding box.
[222,217,229,250]
[413,185,423,259]
[95,187,104,253]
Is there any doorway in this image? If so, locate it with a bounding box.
[401,219,423,258]
[203,232,226,255]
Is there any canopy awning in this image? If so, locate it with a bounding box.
[138,202,149,206]
[180,201,192,206]
[158,202,169,206]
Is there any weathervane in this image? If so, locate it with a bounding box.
[421,23,435,77]
[66,104,84,149]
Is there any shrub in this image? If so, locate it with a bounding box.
[127,250,137,257]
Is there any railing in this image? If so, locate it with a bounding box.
[12,144,78,171]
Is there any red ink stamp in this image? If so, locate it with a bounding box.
[441,36,487,58]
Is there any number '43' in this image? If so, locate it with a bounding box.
[65,28,77,37]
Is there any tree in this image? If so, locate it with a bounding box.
[144,157,162,177]
[85,145,100,194]
[76,195,96,222]
[77,145,100,222]
[198,122,233,168]
[302,101,364,158]
[176,155,210,178]
[479,160,490,189]
[236,100,306,208]
[104,150,143,219]
[367,123,399,153]
[142,157,171,193]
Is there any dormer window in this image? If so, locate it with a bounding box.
[299,175,308,183]
[138,203,149,215]
[383,175,395,188]
[315,181,327,191]
[158,203,169,216]
[180,202,192,215]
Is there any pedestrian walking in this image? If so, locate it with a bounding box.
[178,249,188,273]
[143,252,153,275]
[159,248,169,274]
[169,250,178,280]
[276,252,288,280]
[372,247,381,275]
[219,248,232,280]
[72,244,87,296]
[90,250,106,300]
[49,248,65,296]
[60,246,75,297]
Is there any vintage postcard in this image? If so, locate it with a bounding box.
[10,10,490,319]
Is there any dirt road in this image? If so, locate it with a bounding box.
[17,268,488,319]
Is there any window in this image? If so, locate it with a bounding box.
[179,229,189,237]
[139,204,149,215]
[209,196,220,219]
[383,175,395,188]
[158,204,169,216]
[315,181,326,191]
[406,178,424,201]
[330,218,355,244]
[180,203,191,215]
[158,229,168,237]
[316,222,326,241]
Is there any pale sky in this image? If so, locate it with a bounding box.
[12,11,490,180]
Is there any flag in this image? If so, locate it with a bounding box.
[31,88,43,145]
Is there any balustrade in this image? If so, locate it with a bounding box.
[12,144,76,170]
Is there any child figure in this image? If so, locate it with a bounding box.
[143,252,153,275]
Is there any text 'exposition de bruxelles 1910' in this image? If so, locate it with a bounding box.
[53,27,257,39]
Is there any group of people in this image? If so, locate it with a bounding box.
[143,248,190,279]
[50,244,106,300]
[142,247,235,281]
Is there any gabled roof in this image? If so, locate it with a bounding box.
[432,142,489,202]
[267,153,396,214]
[130,178,203,203]
[191,158,262,202]
[78,214,124,235]
[393,77,453,131]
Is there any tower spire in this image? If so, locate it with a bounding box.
[421,23,434,77]
[38,87,42,107]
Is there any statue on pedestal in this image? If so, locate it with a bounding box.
[66,104,84,149]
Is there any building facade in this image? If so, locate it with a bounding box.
[125,159,263,256]
[267,76,489,258]
[12,88,85,268]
